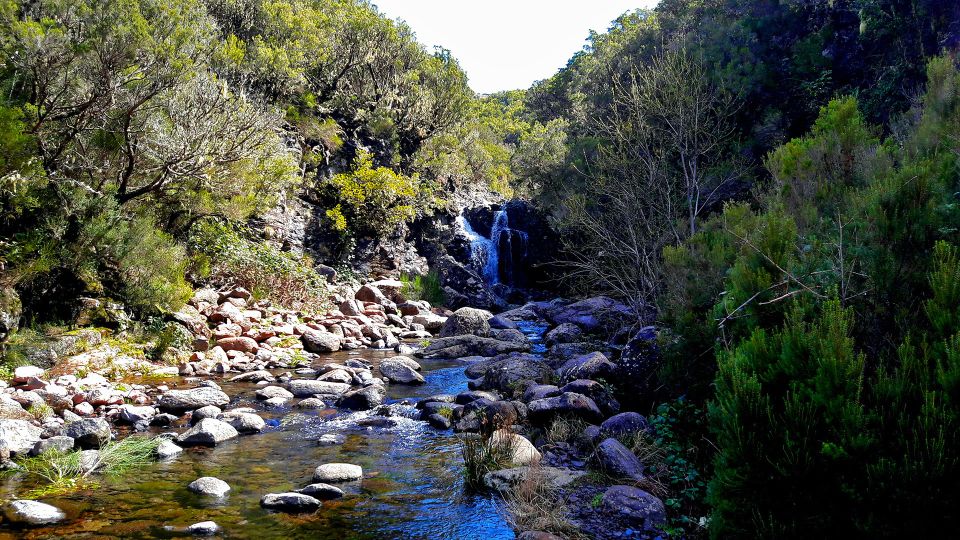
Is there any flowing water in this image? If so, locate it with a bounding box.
[0,352,517,540]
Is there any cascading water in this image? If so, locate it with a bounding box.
[458,208,528,286]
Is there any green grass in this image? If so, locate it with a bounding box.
[400,271,446,306]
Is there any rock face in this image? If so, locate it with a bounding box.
[602,485,667,531]
[313,463,363,483]
[595,438,645,481]
[3,500,66,525]
[417,335,529,359]
[439,307,491,337]
[260,492,321,512]
[301,329,341,353]
[177,418,239,446]
[379,357,425,384]
[63,418,111,449]
[158,387,230,413]
[188,477,231,497]
[0,419,43,455]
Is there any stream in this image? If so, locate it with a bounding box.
[0,352,516,539]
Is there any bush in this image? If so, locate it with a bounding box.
[400,271,445,306]
[189,222,331,313]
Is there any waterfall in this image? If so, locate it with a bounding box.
[458,208,527,286]
[456,213,497,284]
[487,210,508,284]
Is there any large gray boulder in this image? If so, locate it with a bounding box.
[527,392,603,424]
[219,411,266,433]
[544,323,583,345]
[439,307,491,338]
[465,354,555,395]
[3,500,65,525]
[601,412,650,437]
[158,387,230,413]
[63,418,111,449]
[416,335,529,359]
[602,485,667,531]
[339,386,385,410]
[188,476,231,497]
[0,419,43,455]
[379,357,425,384]
[595,438,645,481]
[287,380,350,398]
[541,296,633,332]
[557,352,618,382]
[301,329,341,353]
[177,418,239,446]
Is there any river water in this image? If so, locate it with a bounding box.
[0,352,516,539]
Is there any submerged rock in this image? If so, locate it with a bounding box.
[297,483,345,500]
[3,500,66,525]
[260,492,321,512]
[313,463,363,482]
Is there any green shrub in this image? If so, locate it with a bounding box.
[189,222,331,314]
[400,271,445,306]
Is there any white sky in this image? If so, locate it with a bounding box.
[372,1,659,94]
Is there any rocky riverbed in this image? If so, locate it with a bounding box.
[0,281,666,539]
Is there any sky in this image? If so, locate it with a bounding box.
[372,1,659,94]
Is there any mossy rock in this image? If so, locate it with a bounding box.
[0,288,22,343]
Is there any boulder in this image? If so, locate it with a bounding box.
[466,354,555,394]
[616,326,661,401]
[31,436,75,456]
[191,405,222,424]
[557,352,617,382]
[491,430,540,465]
[339,386,385,410]
[417,335,529,359]
[602,485,667,531]
[177,418,239,446]
[313,463,362,482]
[187,521,221,535]
[355,284,388,304]
[260,492,321,512]
[287,380,350,398]
[379,357,425,384]
[527,392,603,424]
[156,439,183,458]
[158,387,230,413]
[522,384,560,403]
[601,412,650,437]
[13,365,44,384]
[560,379,620,417]
[256,386,294,401]
[118,405,156,425]
[188,477,231,497]
[482,466,586,493]
[3,500,65,525]
[595,438,645,481]
[229,370,275,383]
[297,483,345,500]
[0,419,42,455]
[219,411,266,433]
[541,296,633,332]
[297,398,327,409]
[64,418,111,449]
[439,307,491,338]
[544,323,583,345]
[301,329,341,353]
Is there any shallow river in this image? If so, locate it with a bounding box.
[0,352,516,539]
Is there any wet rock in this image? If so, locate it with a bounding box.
[301,329,341,353]
[297,398,327,409]
[379,357,425,384]
[601,412,650,437]
[187,521,221,535]
[256,386,294,401]
[602,485,666,531]
[151,413,178,427]
[439,307,491,338]
[287,380,350,398]
[177,418,239,446]
[64,417,111,449]
[3,500,66,525]
[30,436,74,456]
[595,438,645,481]
[426,413,452,429]
[156,439,183,458]
[158,387,230,413]
[260,492,321,512]
[527,392,603,425]
[454,390,500,405]
[0,419,43,455]
[339,386,385,410]
[417,335,528,359]
[189,476,231,497]
[316,433,345,446]
[297,483,344,500]
[488,315,518,330]
[313,463,362,482]
[219,411,266,433]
